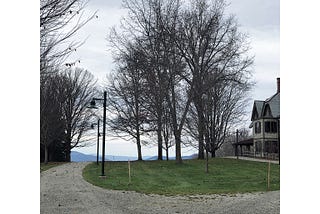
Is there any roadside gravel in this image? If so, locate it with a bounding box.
[41,162,279,214]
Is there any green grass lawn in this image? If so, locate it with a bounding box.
[83,158,280,195]
[40,162,66,172]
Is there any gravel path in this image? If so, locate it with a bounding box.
[41,162,279,214]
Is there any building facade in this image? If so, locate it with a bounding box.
[250,78,280,158]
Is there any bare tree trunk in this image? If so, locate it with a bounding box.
[168,82,183,164]
[211,149,216,157]
[65,131,72,162]
[205,130,210,173]
[136,91,143,161]
[175,133,182,164]
[44,145,49,164]
[198,133,205,159]
[198,112,205,159]
[65,143,71,162]
[157,118,163,160]
[136,132,142,161]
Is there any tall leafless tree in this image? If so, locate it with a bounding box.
[110,0,184,161]
[108,0,253,164]
[107,46,150,161]
[207,80,251,157]
[57,68,98,161]
[40,72,65,163]
[40,1,99,163]
[169,0,254,159]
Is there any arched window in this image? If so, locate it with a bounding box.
[255,121,261,133]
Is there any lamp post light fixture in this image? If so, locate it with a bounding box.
[89,91,107,177]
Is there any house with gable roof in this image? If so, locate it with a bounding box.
[233,78,280,160]
[250,78,280,158]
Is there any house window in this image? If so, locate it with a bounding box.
[255,122,261,134]
[272,141,279,153]
[271,122,277,132]
[255,141,261,152]
[265,141,270,153]
[265,121,277,133]
[265,141,278,153]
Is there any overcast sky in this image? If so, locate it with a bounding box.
[70,0,280,157]
[3,1,320,211]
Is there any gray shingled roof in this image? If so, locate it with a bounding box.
[251,92,280,121]
[251,100,264,121]
[266,93,280,118]
[254,101,264,118]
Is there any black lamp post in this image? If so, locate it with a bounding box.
[89,91,107,177]
[96,119,100,165]
[91,118,101,165]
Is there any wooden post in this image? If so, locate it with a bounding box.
[128,160,131,184]
[236,129,239,159]
[267,161,271,191]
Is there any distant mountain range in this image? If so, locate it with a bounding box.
[71,151,197,162]
[71,151,137,162]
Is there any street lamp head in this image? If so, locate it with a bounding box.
[88,100,98,109]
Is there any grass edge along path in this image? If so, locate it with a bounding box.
[40,162,67,172]
[82,158,280,195]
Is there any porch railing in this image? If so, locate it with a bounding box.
[240,151,279,160]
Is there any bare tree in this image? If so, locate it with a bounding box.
[108,0,253,165]
[216,127,250,157]
[107,47,150,161]
[40,1,99,163]
[207,80,252,157]
[110,0,184,161]
[162,102,175,160]
[40,73,65,163]
[169,0,253,159]
[41,67,97,163]
[57,68,98,161]
[164,59,192,164]
[119,0,168,161]
[40,0,97,75]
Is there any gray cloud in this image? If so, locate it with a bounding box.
[87,0,122,9]
[226,0,279,28]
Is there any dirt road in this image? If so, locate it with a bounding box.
[40,162,279,214]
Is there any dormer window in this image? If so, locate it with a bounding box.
[263,104,272,117]
[254,121,261,134]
